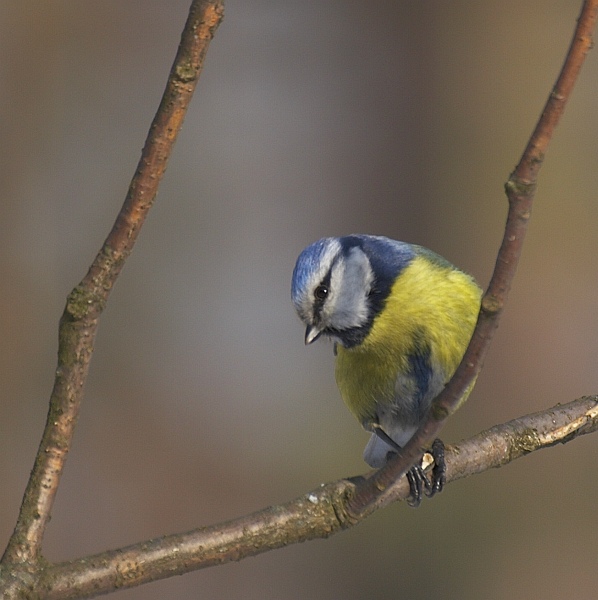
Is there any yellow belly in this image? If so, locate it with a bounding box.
[334,254,481,427]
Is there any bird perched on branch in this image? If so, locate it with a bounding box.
[291,235,481,505]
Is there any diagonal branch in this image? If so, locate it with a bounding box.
[345,0,598,517]
[1,0,224,575]
[36,396,598,600]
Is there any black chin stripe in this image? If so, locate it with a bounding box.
[327,322,372,348]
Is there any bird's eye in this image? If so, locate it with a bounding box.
[314,285,329,302]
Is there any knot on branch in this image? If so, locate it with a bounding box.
[504,176,536,198]
[508,428,541,461]
[481,293,502,315]
[430,401,451,421]
[64,286,100,321]
[175,62,198,83]
[321,479,366,527]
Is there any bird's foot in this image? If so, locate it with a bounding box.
[406,438,446,508]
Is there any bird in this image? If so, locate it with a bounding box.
[291,234,482,505]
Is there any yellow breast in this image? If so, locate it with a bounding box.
[334,254,481,426]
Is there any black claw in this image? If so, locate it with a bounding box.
[406,466,425,508]
[424,438,446,498]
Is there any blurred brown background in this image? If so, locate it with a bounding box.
[1,1,598,599]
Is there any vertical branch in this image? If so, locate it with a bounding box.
[1,0,224,570]
[347,0,598,517]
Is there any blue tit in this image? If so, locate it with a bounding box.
[291,235,481,498]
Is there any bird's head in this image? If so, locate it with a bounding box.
[291,235,413,348]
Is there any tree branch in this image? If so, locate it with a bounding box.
[34,396,598,600]
[0,0,224,593]
[1,2,596,599]
[345,0,598,518]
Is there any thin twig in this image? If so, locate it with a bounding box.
[0,0,224,589]
[36,396,598,600]
[345,0,598,517]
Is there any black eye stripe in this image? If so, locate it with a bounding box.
[314,269,332,304]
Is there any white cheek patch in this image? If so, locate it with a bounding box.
[324,246,373,330]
